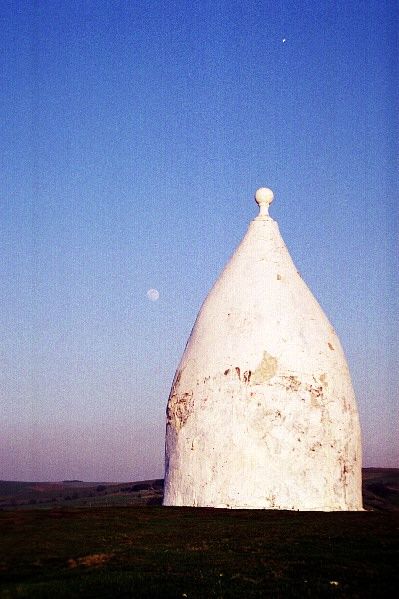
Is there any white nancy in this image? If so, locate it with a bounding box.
[164,189,362,511]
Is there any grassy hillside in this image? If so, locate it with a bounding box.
[0,470,397,597]
[0,506,398,598]
[0,479,164,510]
[1,469,398,511]
[362,468,399,511]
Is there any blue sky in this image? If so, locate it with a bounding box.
[1,0,397,480]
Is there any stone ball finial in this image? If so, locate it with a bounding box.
[255,188,274,217]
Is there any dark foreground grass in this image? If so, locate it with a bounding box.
[0,507,398,598]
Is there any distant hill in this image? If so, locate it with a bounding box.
[1,469,398,511]
[362,468,399,511]
[0,479,164,509]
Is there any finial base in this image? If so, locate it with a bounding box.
[255,188,274,217]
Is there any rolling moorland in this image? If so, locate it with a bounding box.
[0,469,398,598]
[0,468,398,511]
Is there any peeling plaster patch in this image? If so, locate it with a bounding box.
[167,374,194,431]
[307,385,323,408]
[167,391,194,430]
[251,351,278,384]
[319,373,328,386]
[284,375,301,392]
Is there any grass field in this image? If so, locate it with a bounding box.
[0,470,398,598]
[1,506,398,598]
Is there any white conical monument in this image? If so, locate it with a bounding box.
[164,188,362,511]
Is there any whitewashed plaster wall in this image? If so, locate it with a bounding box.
[164,189,363,511]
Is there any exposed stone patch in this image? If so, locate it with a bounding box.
[166,369,194,431]
[167,391,194,431]
[319,373,328,387]
[251,351,278,384]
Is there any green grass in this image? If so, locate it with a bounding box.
[1,507,398,598]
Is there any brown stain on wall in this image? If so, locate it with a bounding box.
[243,370,252,383]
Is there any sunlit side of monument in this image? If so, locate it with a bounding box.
[164,189,362,510]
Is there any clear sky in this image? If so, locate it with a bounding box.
[1,0,397,481]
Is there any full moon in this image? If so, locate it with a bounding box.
[147,288,160,302]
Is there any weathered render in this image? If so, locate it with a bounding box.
[164,189,363,510]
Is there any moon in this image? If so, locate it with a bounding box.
[147,288,160,302]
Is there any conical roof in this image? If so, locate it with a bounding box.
[164,189,362,511]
